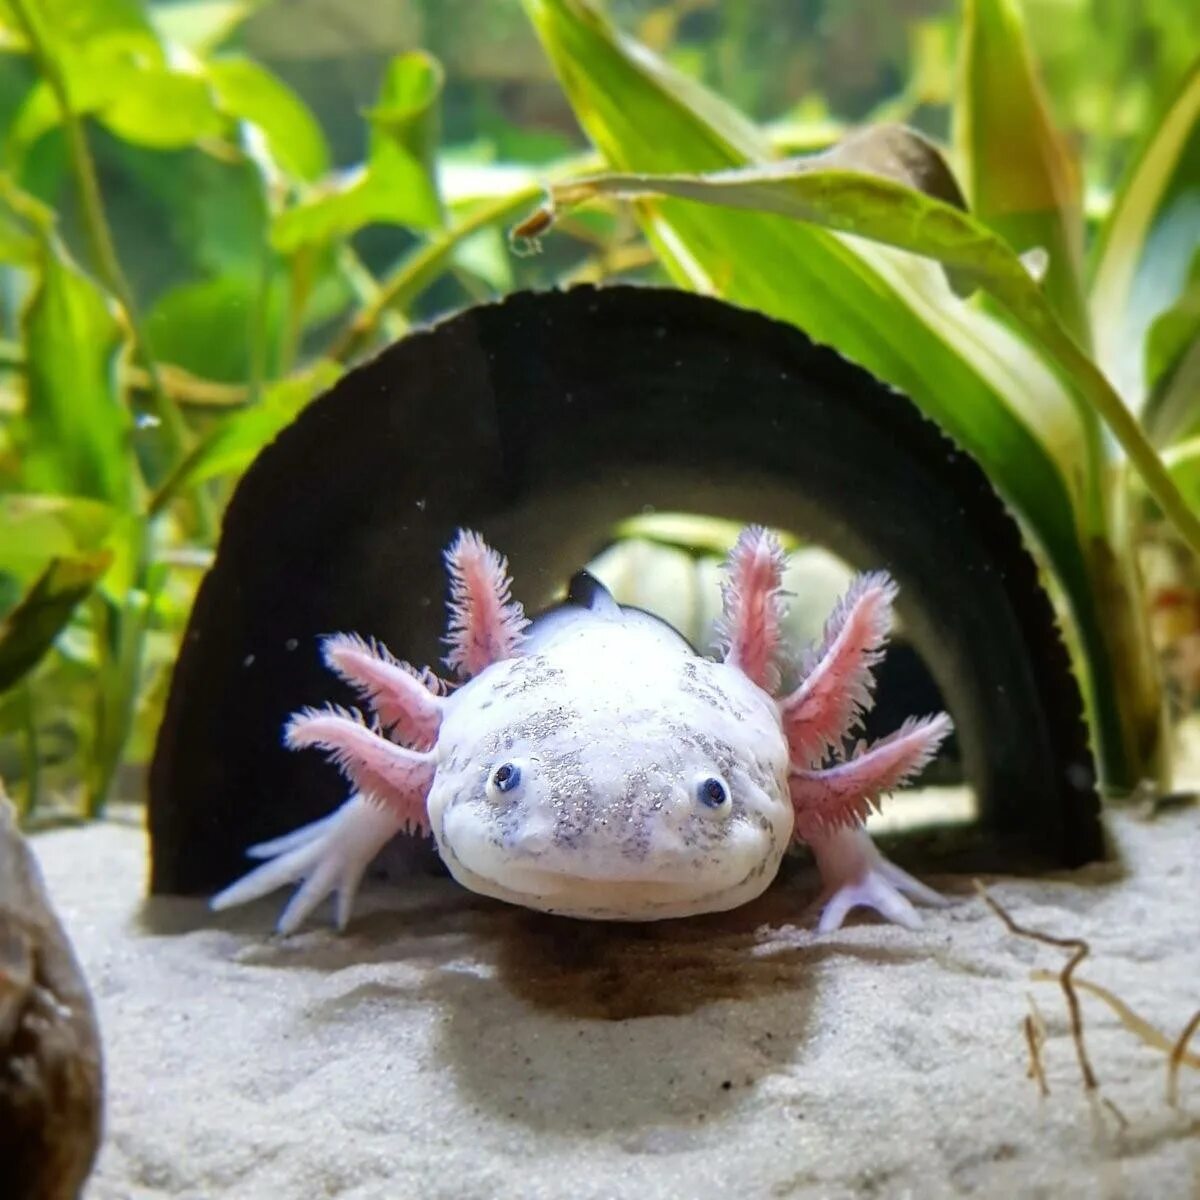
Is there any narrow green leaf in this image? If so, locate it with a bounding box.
[152,359,342,507]
[520,4,1200,561]
[956,0,1088,344]
[208,56,329,181]
[1090,60,1200,411]
[522,0,1087,534]
[18,225,131,506]
[1143,249,1200,446]
[0,552,112,693]
[519,0,1174,786]
[1164,437,1200,515]
[516,131,1021,301]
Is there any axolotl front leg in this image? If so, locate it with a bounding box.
[719,527,952,930]
[212,532,527,933]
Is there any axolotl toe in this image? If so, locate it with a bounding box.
[212,527,952,934]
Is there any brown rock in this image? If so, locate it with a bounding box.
[0,794,103,1200]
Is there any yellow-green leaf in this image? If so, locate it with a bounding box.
[152,359,343,508]
[18,223,131,506]
[0,552,112,693]
[957,0,1087,344]
[1165,436,1200,515]
[1090,59,1200,411]
[0,495,116,578]
[271,52,442,252]
[209,56,328,181]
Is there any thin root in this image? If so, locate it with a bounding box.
[1101,1096,1129,1132]
[975,880,1097,1091]
[1167,1008,1200,1108]
[1024,994,1049,1098]
[1030,970,1200,1072]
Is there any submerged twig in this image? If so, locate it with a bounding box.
[1030,969,1200,1071]
[975,880,1098,1091]
[1101,1096,1129,1132]
[1167,1009,1200,1107]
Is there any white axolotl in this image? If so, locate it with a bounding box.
[212,527,953,935]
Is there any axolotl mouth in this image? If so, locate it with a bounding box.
[432,846,786,921]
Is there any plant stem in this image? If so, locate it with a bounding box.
[0,340,252,407]
[17,682,40,819]
[329,180,557,363]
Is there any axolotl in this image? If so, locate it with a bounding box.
[212,527,952,934]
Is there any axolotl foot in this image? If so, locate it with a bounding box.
[806,825,948,932]
[211,795,405,934]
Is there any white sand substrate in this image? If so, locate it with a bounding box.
[32,799,1200,1200]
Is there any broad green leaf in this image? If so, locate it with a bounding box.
[1090,60,1200,411]
[271,52,443,252]
[101,67,225,148]
[146,274,284,384]
[208,56,328,182]
[123,146,269,281]
[15,0,157,52]
[18,220,131,506]
[956,0,1087,344]
[0,552,111,693]
[1146,250,1200,390]
[0,494,115,577]
[10,47,225,156]
[153,359,342,506]
[0,0,154,57]
[3,2,225,158]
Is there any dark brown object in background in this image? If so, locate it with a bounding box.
[0,793,103,1200]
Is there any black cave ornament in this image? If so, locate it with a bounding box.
[149,286,1099,895]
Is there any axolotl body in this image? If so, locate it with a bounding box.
[213,527,952,934]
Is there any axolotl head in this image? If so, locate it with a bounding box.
[425,622,794,921]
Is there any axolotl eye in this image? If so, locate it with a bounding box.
[489,761,523,795]
[694,773,731,811]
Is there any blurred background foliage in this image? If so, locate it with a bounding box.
[0,0,1196,823]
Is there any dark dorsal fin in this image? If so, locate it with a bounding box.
[566,569,622,618]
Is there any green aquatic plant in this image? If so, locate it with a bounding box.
[0,0,1195,817]
[0,0,573,817]
[515,0,1200,792]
